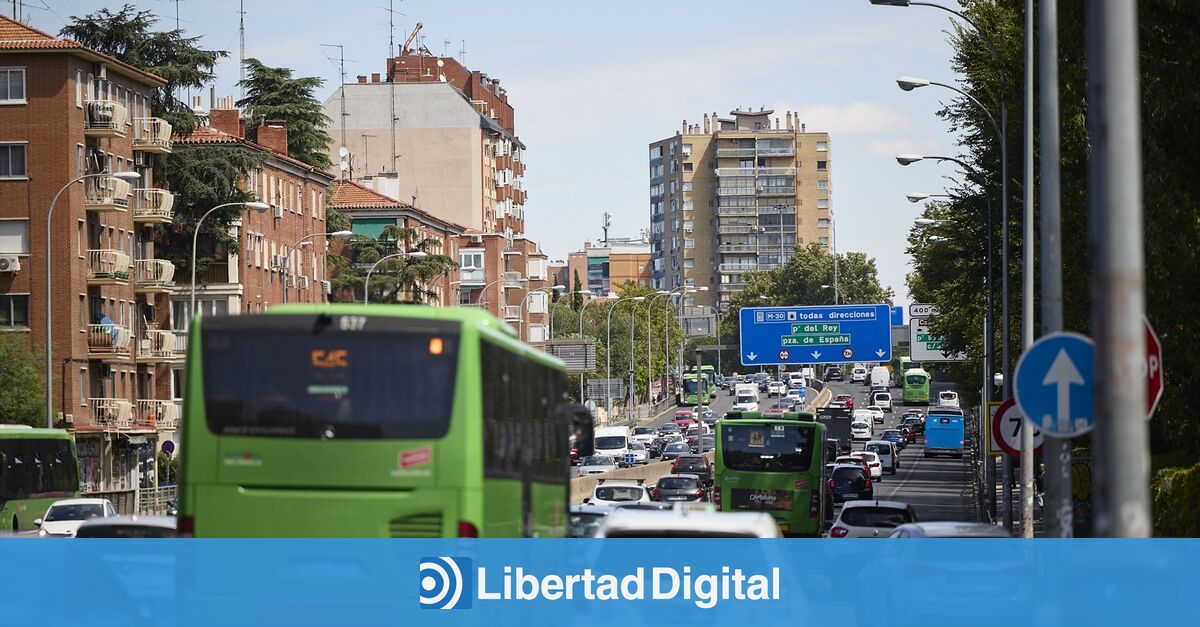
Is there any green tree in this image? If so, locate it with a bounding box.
[329,226,457,303]
[237,58,333,169]
[571,269,584,312]
[0,334,46,426]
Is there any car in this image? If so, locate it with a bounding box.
[657,422,682,436]
[938,391,961,408]
[902,415,925,435]
[827,464,873,503]
[627,441,650,464]
[882,429,906,451]
[866,440,899,475]
[570,446,580,465]
[673,411,696,429]
[73,515,177,538]
[785,388,804,404]
[834,394,855,409]
[577,455,618,476]
[595,504,782,538]
[850,366,868,383]
[767,381,787,397]
[660,441,692,462]
[585,479,652,508]
[650,474,709,502]
[835,455,872,477]
[866,405,885,424]
[824,367,845,382]
[828,398,846,408]
[568,504,614,537]
[631,426,657,447]
[672,454,714,484]
[695,406,717,423]
[870,385,889,398]
[851,420,872,441]
[873,392,894,413]
[35,498,117,537]
[899,425,916,444]
[764,401,795,415]
[690,435,716,454]
[850,451,884,481]
[889,521,1012,538]
[829,500,918,538]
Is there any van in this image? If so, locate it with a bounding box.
[733,383,760,412]
[866,441,898,475]
[787,371,806,388]
[870,366,890,389]
[594,426,632,465]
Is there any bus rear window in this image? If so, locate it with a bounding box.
[905,375,927,385]
[201,315,460,439]
[720,424,815,472]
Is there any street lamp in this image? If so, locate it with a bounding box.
[190,201,271,321]
[820,285,839,305]
[906,192,953,203]
[676,286,708,388]
[605,296,644,420]
[928,235,952,243]
[362,250,428,303]
[44,171,142,428]
[914,218,945,227]
[282,230,353,303]
[521,284,566,342]
[645,290,672,406]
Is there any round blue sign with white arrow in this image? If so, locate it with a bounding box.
[1013,332,1096,436]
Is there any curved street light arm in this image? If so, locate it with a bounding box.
[362,252,412,304]
[911,2,1005,88]
[930,81,1003,147]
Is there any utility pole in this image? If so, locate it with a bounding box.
[1019,0,1036,539]
[361,133,377,176]
[1039,0,1070,538]
[1087,0,1150,537]
[239,0,246,102]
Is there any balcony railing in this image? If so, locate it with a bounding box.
[133,188,174,223]
[90,398,134,428]
[503,305,522,321]
[716,187,756,196]
[716,148,756,158]
[137,329,179,362]
[757,186,796,196]
[84,100,128,137]
[136,399,180,430]
[756,146,796,156]
[718,244,759,254]
[717,224,755,235]
[459,268,485,287]
[87,323,132,358]
[758,204,797,214]
[756,167,797,176]
[718,263,759,273]
[134,259,175,293]
[132,117,173,153]
[715,167,797,177]
[87,250,132,285]
[84,176,133,212]
[172,330,188,358]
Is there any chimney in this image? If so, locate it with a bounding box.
[775,117,780,130]
[371,73,381,83]
[703,114,710,134]
[682,119,688,135]
[357,75,367,84]
[801,123,806,133]
[209,108,243,138]
[257,119,289,156]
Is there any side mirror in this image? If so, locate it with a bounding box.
[33,518,43,527]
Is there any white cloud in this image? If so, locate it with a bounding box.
[864,137,947,157]
[772,101,913,135]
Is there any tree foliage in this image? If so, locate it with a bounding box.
[328,226,457,303]
[60,4,225,135]
[237,58,333,170]
[0,334,46,426]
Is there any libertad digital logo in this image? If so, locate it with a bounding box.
[418,556,473,610]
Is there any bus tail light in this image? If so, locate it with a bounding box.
[457,521,479,538]
[712,486,721,511]
[808,490,821,518]
[830,526,849,538]
[176,516,194,538]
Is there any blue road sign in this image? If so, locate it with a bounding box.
[739,304,893,366]
[890,306,904,326]
[1014,332,1096,436]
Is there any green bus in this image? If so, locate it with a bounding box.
[179,304,587,538]
[714,412,829,537]
[892,356,915,387]
[677,373,708,406]
[0,427,80,533]
[692,365,719,400]
[902,368,931,405]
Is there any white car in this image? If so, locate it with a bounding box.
[596,504,782,538]
[851,420,873,441]
[850,367,868,383]
[577,455,618,476]
[35,498,117,537]
[628,441,650,465]
[938,391,961,408]
[630,426,657,448]
[767,381,787,397]
[865,441,898,475]
[873,392,893,413]
[829,500,918,538]
[851,451,884,480]
[866,405,886,424]
[586,480,652,508]
[786,388,805,404]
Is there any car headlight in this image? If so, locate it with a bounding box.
[37,529,48,537]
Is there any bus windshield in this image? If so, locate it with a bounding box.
[201,317,460,439]
[905,374,927,385]
[682,379,701,394]
[720,424,815,472]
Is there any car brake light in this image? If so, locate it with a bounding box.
[457,521,479,538]
[695,489,706,497]
[830,526,849,538]
[809,490,821,518]
[652,489,662,499]
[865,476,872,488]
[176,516,194,538]
[960,440,965,445]
[828,478,835,490]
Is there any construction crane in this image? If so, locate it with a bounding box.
[401,22,423,55]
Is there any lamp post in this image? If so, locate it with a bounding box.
[362,250,428,303]
[605,296,644,421]
[282,230,353,303]
[44,171,142,428]
[521,284,565,342]
[476,275,526,311]
[578,293,605,402]
[548,289,591,339]
[676,287,708,393]
[190,201,271,321]
[646,290,672,405]
[820,285,839,305]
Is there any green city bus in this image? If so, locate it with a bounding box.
[714,412,829,537]
[0,427,80,533]
[892,356,915,387]
[677,373,708,406]
[178,304,583,538]
[692,365,719,400]
[902,368,931,405]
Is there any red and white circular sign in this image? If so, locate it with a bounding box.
[991,398,1044,459]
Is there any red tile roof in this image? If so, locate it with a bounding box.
[0,15,166,85]
[175,124,334,179]
[330,180,412,209]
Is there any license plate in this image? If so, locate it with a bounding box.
[667,496,687,501]
[842,492,857,498]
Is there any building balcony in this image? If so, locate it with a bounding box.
[716,187,756,197]
[757,186,796,196]
[87,250,132,285]
[756,146,795,157]
[86,324,132,360]
[459,268,485,288]
[136,399,180,430]
[503,305,522,321]
[717,206,757,217]
[83,100,128,137]
[136,329,180,363]
[84,176,133,212]
[718,283,748,293]
[717,224,755,235]
[759,204,797,214]
[134,259,176,293]
[719,244,759,254]
[716,148,756,158]
[90,398,134,428]
[715,167,797,177]
[133,188,174,223]
[132,117,173,153]
[718,263,759,273]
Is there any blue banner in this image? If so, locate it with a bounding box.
[4,539,1194,627]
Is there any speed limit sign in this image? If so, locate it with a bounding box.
[990,399,1044,458]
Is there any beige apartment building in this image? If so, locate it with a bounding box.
[650,109,832,310]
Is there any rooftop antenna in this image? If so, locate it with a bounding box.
[319,43,349,156]
[602,212,612,246]
[384,1,406,176]
[443,39,450,58]
[238,0,246,101]
[459,39,467,66]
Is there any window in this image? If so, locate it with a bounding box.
[683,162,693,173]
[682,143,693,156]
[818,236,830,246]
[650,146,663,159]
[816,141,828,152]
[682,181,693,192]
[0,67,25,103]
[817,180,829,190]
[684,238,695,249]
[0,220,29,254]
[817,160,828,171]
[818,219,831,228]
[817,198,829,209]
[76,145,85,177]
[683,220,694,232]
[684,259,695,269]
[0,294,29,328]
[0,143,27,178]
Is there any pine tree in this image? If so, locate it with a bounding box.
[237,59,333,170]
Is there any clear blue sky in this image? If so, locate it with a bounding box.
[24,0,976,306]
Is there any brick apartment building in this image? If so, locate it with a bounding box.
[565,239,653,297]
[457,232,551,342]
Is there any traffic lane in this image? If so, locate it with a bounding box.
[640,386,739,429]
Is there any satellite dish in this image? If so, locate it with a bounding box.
[438,74,447,83]
[338,147,350,158]
[339,160,350,172]
[437,59,445,68]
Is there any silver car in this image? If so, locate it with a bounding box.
[577,455,618,476]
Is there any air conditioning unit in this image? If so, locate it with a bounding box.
[58,412,73,425]
[271,255,285,269]
[469,235,483,244]
[272,205,284,219]
[321,280,332,295]
[0,255,20,272]
[298,276,310,289]
[285,275,297,288]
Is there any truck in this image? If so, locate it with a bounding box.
[732,383,760,412]
[815,406,853,453]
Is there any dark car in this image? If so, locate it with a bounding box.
[828,465,873,503]
[658,422,682,436]
[824,367,845,382]
[903,416,924,435]
[651,474,708,502]
[671,455,713,484]
[660,442,692,462]
[690,435,716,454]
